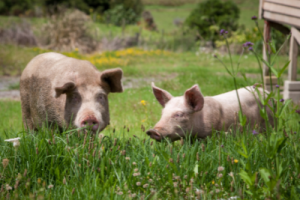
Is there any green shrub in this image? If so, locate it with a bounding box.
[105,0,143,26]
[185,0,240,43]
[215,25,288,54]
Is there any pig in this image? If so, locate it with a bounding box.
[20,52,123,133]
[146,83,273,142]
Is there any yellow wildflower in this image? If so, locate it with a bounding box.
[140,100,146,106]
[234,159,238,163]
[212,180,215,184]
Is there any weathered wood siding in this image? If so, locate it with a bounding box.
[259,0,300,28]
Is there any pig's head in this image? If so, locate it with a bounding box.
[146,83,204,142]
[54,67,123,133]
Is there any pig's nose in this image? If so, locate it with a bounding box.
[146,129,161,141]
[81,117,99,132]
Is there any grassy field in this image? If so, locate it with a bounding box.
[147,0,261,31]
[0,47,294,135]
[1,46,300,198]
[1,0,300,199]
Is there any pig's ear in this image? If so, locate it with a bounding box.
[100,68,123,93]
[152,82,173,107]
[184,85,204,112]
[54,82,76,98]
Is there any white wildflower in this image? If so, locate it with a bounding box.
[5,137,21,148]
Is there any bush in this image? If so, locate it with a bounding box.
[185,0,240,43]
[40,9,98,53]
[105,0,143,26]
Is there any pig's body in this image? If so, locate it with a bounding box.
[191,88,265,138]
[147,84,272,142]
[20,52,123,132]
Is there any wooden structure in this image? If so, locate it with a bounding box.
[259,0,300,103]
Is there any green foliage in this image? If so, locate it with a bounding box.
[216,26,261,49]
[44,0,110,14]
[214,17,300,199]
[215,26,288,54]
[104,0,143,26]
[0,0,141,22]
[0,0,39,15]
[185,0,240,42]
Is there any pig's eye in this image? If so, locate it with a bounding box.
[98,94,106,102]
[173,112,184,118]
[71,93,80,103]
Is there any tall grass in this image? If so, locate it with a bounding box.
[0,106,299,199]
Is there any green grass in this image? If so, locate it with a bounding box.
[0,101,23,136]
[0,105,299,199]
[1,49,300,199]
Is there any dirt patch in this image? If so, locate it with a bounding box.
[0,90,20,101]
[0,76,20,90]
[0,76,20,100]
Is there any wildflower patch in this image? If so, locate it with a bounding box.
[30,47,171,69]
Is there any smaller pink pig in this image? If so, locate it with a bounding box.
[146,83,273,142]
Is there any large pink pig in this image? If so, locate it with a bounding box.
[20,52,123,133]
[146,83,273,142]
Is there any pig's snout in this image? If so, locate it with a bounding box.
[80,117,99,132]
[146,129,162,141]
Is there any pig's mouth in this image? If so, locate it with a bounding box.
[146,129,162,142]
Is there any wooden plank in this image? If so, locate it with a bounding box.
[288,34,298,81]
[263,11,300,28]
[264,2,300,18]
[265,0,300,9]
[291,27,300,44]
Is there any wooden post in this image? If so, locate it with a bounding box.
[284,27,300,104]
[289,27,299,81]
[263,20,271,77]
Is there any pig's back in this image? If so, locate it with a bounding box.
[210,87,262,126]
[21,52,67,80]
[212,87,257,106]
